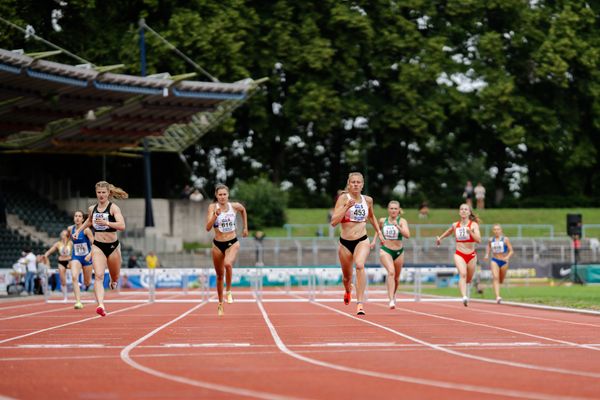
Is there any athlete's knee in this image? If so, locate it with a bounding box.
[355,262,365,271]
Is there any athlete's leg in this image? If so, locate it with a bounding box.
[353,240,371,305]
[379,250,396,302]
[393,253,404,295]
[223,242,240,303]
[490,261,501,300]
[338,245,354,295]
[106,246,121,288]
[58,265,67,300]
[70,260,82,304]
[91,246,107,311]
[453,254,468,299]
[211,246,225,304]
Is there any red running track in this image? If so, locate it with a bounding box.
[0,291,599,400]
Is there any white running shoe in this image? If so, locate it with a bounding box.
[226,291,233,304]
[496,297,502,304]
[462,296,469,307]
[389,300,396,309]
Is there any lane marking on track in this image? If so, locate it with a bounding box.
[386,303,600,353]
[0,301,48,311]
[314,301,600,379]
[0,306,73,321]
[256,300,591,400]
[0,302,149,345]
[3,341,599,351]
[120,301,305,400]
[433,302,600,328]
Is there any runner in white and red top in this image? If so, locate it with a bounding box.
[330,172,384,316]
[436,203,481,306]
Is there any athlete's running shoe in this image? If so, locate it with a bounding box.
[462,296,469,307]
[96,306,106,317]
[109,280,118,290]
[389,300,396,310]
[343,291,351,305]
[74,302,84,310]
[226,291,233,304]
[356,303,365,315]
[217,302,224,316]
[496,297,502,304]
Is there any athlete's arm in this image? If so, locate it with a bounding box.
[366,196,385,243]
[330,195,351,227]
[399,218,410,239]
[436,224,455,246]
[469,222,482,243]
[73,207,93,239]
[235,202,249,238]
[44,242,58,258]
[505,237,514,260]
[205,203,219,231]
[107,204,126,231]
[484,239,491,260]
[370,218,384,248]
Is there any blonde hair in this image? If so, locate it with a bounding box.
[345,172,364,191]
[214,183,229,195]
[388,200,404,215]
[95,181,128,200]
[461,203,480,223]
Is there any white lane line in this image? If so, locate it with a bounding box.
[256,301,589,400]
[0,301,47,311]
[4,342,599,351]
[0,302,149,345]
[316,302,600,379]
[0,306,73,321]
[434,302,600,328]
[120,302,305,400]
[392,304,600,352]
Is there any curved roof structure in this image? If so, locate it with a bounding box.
[0,48,263,155]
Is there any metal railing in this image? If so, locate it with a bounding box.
[282,223,556,239]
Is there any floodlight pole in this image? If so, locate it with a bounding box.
[140,19,154,227]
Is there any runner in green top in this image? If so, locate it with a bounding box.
[371,200,410,309]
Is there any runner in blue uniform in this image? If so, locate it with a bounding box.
[484,224,513,304]
[68,211,94,309]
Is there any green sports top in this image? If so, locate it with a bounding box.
[382,217,403,241]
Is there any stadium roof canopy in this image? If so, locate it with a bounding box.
[0,48,263,156]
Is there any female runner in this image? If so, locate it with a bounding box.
[74,181,127,316]
[484,224,513,304]
[68,211,94,309]
[331,172,384,315]
[436,203,481,306]
[371,200,410,309]
[44,229,73,301]
[205,184,248,316]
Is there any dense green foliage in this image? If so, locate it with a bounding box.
[2,1,600,206]
[233,177,287,228]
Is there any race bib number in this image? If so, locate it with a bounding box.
[350,205,366,222]
[491,241,504,253]
[74,243,89,256]
[383,225,399,240]
[218,217,235,233]
[456,227,470,241]
[93,212,109,231]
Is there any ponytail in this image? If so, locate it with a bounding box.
[95,181,128,200]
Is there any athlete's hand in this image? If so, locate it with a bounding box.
[214,207,221,216]
[436,236,441,246]
[345,198,356,209]
[72,230,79,239]
[85,254,91,262]
[369,241,376,250]
[483,254,489,261]
[242,228,249,238]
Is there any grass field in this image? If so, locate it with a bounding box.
[261,208,600,238]
[420,284,600,311]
